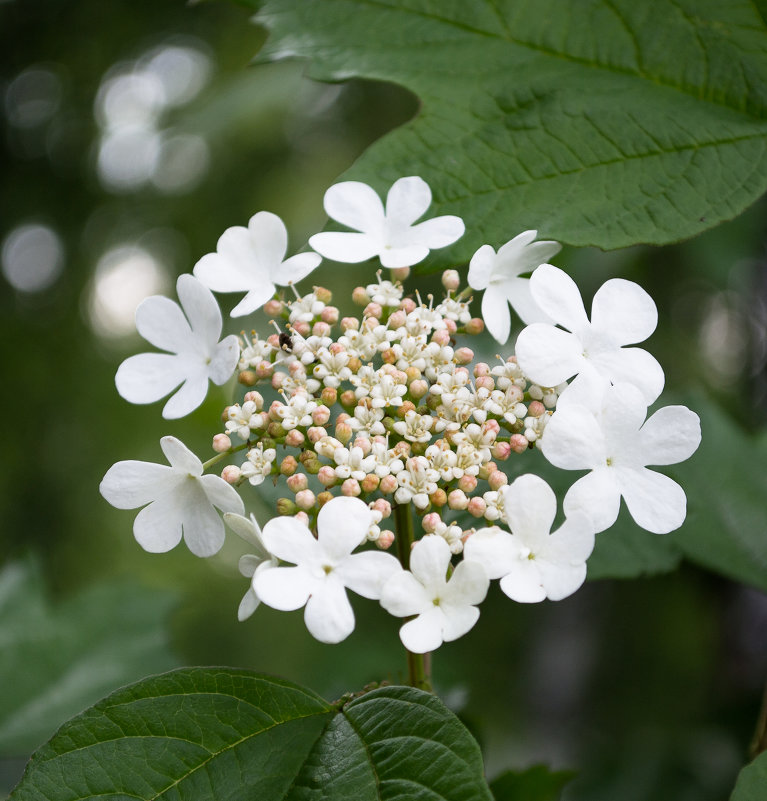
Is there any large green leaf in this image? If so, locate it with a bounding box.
[730,752,767,800]
[0,559,179,756]
[9,668,493,800]
[252,0,767,268]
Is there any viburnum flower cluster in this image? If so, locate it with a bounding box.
[101,176,702,659]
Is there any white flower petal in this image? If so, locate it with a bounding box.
[399,606,445,653]
[239,554,261,578]
[323,180,385,233]
[247,211,288,271]
[254,565,313,611]
[541,406,607,470]
[503,474,557,542]
[386,176,432,228]
[230,283,277,317]
[599,382,649,457]
[275,252,322,286]
[443,559,489,607]
[193,227,258,292]
[544,512,595,565]
[409,535,451,590]
[563,468,622,533]
[304,577,355,644]
[499,560,546,603]
[379,244,429,269]
[380,570,431,617]
[529,264,589,334]
[498,233,561,274]
[135,295,192,353]
[160,436,202,474]
[176,273,222,346]
[515,323,585,387]
[336,551,401,600]
[260,515,319,565]
[317,496,373,561]
[161,372,209,419]
[590,346,665,405]
[115,353,188,406]
[238,586,260,622]
[99,460,176,509]
[408,215,465,248]
[537,561,587,601]
[591,278,657,346]
[132,494,184,553]
[224,512,269,558]
[503,277,552,325]
[308,231,381,264]
[463,528,517,580]
[467,244,495,291]
[180,486,226,556]
[481,288,511,344]
[440,602,480,643]
[209,335,240,385]
[639,406,702,466]
[617,466,688,534]
[199,473,245,515]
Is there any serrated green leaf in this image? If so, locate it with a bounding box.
[730,752,767,800]
[0,559,179,756]
[251,0,767,269]
[490,765,575,801]
[9,669,493,801]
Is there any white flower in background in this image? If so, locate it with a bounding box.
[366,275,403,307]
[541,381,702,534]
[253,496,401,643]
[468,231,562,344]
[332,445,377,481]
[380,535,489,653]
[115,274,239,419]
[239,443,276,486]
[348,404,386,438]
[193,211,321,317]
[225,399,267,441]
[309,177,465,269]
[100,436,244,557]
[464,474,595,602]
[223,512,278,621]
[515,264,665,404]
[395,456,439,509]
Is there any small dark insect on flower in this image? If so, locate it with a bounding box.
[279,332,294,352]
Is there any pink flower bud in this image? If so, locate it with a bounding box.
[317,491,333,507]
[238,370,257,386]
[444,319,457,334]
[287,473,308,493]
[441,269,460,291]
[212,433,231,453]
[371,498,392,518]
[321,306,339,324]
[294,511,310,527]
[293,320,310,336]
[221,465,240,484]
[409,379,429,399]
[307,426,327,443]
[320,387,337,406]
[474,362,490,377]
[488,470,508,490]
[264,299,283,316]
[431,328,451,346]
[255,361,274,379]
[376,530,395,550]
[478,461,497,480]
[339,390,356,408]
[465,317,485,335]
[457,474,477,493]
[336,412,351,424]
[492,441,513,460]
[268,401,283,421]
[527,400,546,417]
[352,286,370,305]
[391,266,410,282]
[447,490,469,510]
[328,342,345,356]
[468,497,486,518]
[381,348,396,364]
[455,367,471,381]
[271,372,285,390]
[364,302,383,319]
[295,489,316,510]
[341,478,361,497]
[476,375,494,391]
[244,391,264,407]
[454,347,474,365]
[379,475,398,494]
[392,440,411,458]
[422,512,441,533]
[400,297,416,313]
[354,437,372,455]
[267,333,280,348]
[317,466,337,487]
[361,474,380,493]
[312,406,330,426]
[484,419,500,436]
[314,286,332,303]
[430,489,447,507]
[509,434,529,454]
[312,321,331,337]
[341,316,360,331]
[388,309,406,328]
[280,455,298,476]
[285,429,306,448]
[335,421,353,444]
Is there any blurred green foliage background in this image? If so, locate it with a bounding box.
[1,1,766,798]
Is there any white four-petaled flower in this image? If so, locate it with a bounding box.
[309,177,464,269]
[515,264,665,404]
[380,535,489,653]
[194,211,321,317]
[99,436,244,557]
[115,274,239,419]
[468,231,561,344]
[464,474,594,603]
[253,496,401,643]
[541,381,701,534]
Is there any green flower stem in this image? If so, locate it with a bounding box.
[394,502,432,693]
[202,442,248,471]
